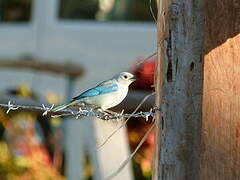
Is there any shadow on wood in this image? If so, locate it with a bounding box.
[201,0,240,178]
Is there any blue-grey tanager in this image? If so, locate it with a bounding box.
[52,72,136,112]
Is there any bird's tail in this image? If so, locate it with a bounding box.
[52,102,73,112]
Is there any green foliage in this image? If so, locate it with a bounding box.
[0,142,28,179]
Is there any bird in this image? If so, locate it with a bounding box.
[52,72,136,112]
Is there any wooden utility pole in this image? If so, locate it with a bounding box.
[154,0,240,179]
[201,0,240,179]
[153,0,205,179]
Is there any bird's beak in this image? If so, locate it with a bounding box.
[131,76,137,81]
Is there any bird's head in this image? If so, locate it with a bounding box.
[115,72,137,86]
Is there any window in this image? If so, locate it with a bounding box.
[0,0,32,22]
[59,0,157,22]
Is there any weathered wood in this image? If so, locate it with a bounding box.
[202,34,240,180]
[0,59,85,78]
[154,0,205,179]
[201,0,240,178]
[153,0,170,179]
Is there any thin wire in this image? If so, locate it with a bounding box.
[97,92,155,149]
[135,52,157,69]
[150,0,157,23]
[104,120,155,180]
[0,101,159,120]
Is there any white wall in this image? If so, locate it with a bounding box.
[0,0,156,179]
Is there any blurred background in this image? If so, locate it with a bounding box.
[0,0,156,179]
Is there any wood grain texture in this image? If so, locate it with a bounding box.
[156,0,240,178]
[157,0,205,179]
[153,0,170,179]
[201,35,240,180]
[201,0,240,178]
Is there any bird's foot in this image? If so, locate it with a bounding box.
[103,109,117,115]
[95,108,117,116]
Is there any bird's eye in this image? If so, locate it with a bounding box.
[123,75,128,79]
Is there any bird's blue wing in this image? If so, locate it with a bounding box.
[72,84,118,100]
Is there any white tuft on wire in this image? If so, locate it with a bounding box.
[42,104,54,116]
[6,101,19,114]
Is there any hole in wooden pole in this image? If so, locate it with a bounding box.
[190,62,195,71]
[167,61,173,82]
